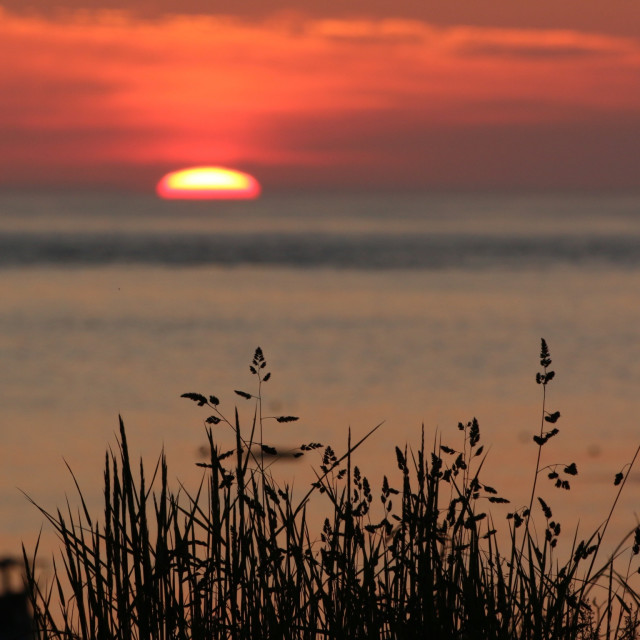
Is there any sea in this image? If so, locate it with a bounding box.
[2,189,640,566]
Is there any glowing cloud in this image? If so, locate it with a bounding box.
[2,10,640,190]
[156,166,261,199]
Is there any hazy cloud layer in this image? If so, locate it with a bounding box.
[2,1,639,36]
[1,9,639,190]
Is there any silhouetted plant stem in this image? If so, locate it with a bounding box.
[22,344,640,640]
[520,340,552,563]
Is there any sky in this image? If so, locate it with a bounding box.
[1,1,639,192]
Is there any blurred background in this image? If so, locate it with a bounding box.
[1,0,640,584]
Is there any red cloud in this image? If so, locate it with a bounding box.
[1,10,639,190]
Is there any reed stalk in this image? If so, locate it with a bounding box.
[23,343,640,639]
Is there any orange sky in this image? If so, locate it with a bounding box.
[1,2,639,191]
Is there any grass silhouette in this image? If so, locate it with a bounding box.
[23,341,640,639]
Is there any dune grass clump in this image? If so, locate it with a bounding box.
[23,342,640,639]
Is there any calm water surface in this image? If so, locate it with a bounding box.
[2,190,640,561]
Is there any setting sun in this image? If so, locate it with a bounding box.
[156,167,261,199]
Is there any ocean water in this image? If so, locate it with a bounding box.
[2,190,640,562]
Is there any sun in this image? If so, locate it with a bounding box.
[156,166,261,200]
